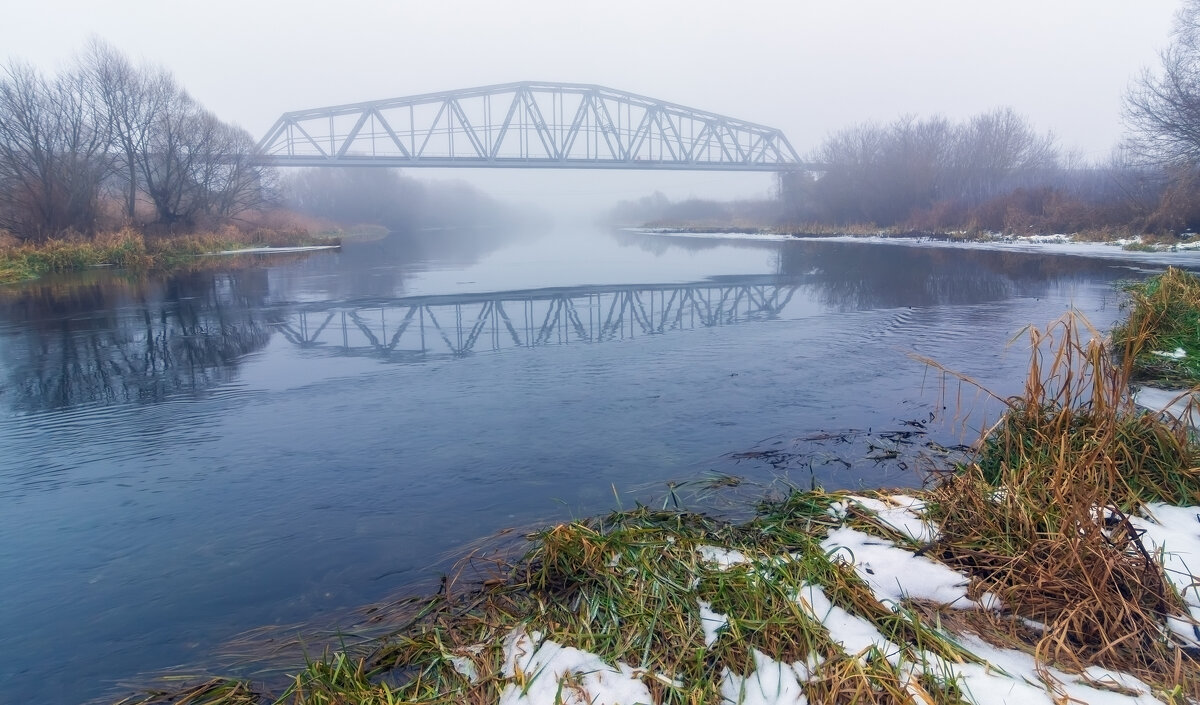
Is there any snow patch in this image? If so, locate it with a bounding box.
[631,228,795,243]
[846,494,939,543]
[820,527,998,610]
[697,545,752,569]
[448,655,479,683]
[788,233,1200,267]
[947,632,1162,705]
[1133,386,1200,428]
[794,582,904,663]
[499,627,654,705]
[1151,347,1188,359]
[210,245,340,255]
[719,649,810,705]
[698,600,729,647]
[826,500,850,520]
[1128,503,1200,637]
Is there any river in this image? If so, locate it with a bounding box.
[1,227,1197,703]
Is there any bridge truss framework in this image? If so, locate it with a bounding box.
[257,82,804,171]
[273,279,799,359]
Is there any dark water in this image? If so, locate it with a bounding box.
[2,228,1198,703]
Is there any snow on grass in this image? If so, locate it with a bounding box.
[697,544,753,569]
[820,526,999,611]
[493,499,1199,705]
[719,649,811,705]
[449,658,478,683]
[788,579,1162,705]
[1016,233,1073,245]
[944,633,1163,705]
[846,494,939,543]
[1128,503,1200,643]
[794,582,904,663]
[698,599,729,647]
[499,627,654,705]
[1133,386,1200,428]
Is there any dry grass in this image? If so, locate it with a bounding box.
[919,312,1200,697]
[0,226,339,285]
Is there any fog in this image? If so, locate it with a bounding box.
[0,0,1182,214]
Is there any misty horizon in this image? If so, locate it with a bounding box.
[0,1,1183,212]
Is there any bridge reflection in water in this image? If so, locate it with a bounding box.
[273,276,798,359]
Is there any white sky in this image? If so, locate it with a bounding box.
[0,0,1183,212]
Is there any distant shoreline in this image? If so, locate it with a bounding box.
[625,225,1200,256]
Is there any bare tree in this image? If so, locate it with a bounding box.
[82,40,273,227]
[876,115,954,222]
[781,109,1059,228]
[948,108,1059,206]
[0,60,112,239]
[809,121,887,224]
[804,116,960,224]
[194,121,274,220]
[0,40,276,237]
[138,92,271,226]
[82,38,175,221]
[1126,0,1200,167]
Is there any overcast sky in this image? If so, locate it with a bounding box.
[0,0,1184,212]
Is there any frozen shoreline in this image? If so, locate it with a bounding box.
[629,227,1200,267]
[208,244,342,255]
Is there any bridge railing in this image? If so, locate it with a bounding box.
[256,82,806,171]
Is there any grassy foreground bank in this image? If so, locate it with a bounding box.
[0,227,340,285]
[1115,267,1200,388]
[115,276,1200,705]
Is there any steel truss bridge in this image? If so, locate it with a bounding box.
[257,81,804,171]
[272,277,799,360]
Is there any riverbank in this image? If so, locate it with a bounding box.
[1116,267,1200,389]
[108,272,1200,702]
[0,227,341,285]
[631,225,1198,253]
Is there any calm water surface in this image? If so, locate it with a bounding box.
[2,228,1198,703]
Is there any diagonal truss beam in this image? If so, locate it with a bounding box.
[256,81,810,171]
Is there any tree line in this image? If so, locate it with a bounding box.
[615,1,1200,236]
[782,109,1059,226]
[609,108,1172,235]
[778,0,1200,235]
[0,39,269,242]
